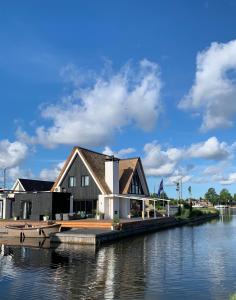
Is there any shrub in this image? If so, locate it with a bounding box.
[189,209,203,218]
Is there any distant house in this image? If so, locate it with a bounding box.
[10,179,70,221]
[0,190,9,219]
[12,178,54,192]
[51,146,150,219]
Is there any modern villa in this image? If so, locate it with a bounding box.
[51,146,150,219]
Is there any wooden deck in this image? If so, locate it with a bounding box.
[0,217,171,231]
[56,219,113,229]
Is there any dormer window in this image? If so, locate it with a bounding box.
[129,171,143,194]
[68,176,76,187]
[81,175,89,187]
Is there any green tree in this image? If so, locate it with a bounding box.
[219,188,232,205]
[151,192,169,199]
[205,188,219,205]
[233,194,236,202]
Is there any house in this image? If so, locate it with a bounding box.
[11,178,55,192]
[0,190,11,219]
[51,146,150,219]
[10,179,70,220]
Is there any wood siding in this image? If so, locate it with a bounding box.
[60,154,101,201]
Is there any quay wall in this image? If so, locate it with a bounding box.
[51,213,219,246]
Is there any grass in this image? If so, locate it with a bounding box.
[175,206,219,220]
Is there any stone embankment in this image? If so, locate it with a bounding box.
[51,213,219,246]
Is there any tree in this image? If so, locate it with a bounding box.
[205,188,219,205]
[233,194,236,202]
[219,188,232,205]
[151,192,169,199]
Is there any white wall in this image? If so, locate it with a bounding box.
[105,159,119,194]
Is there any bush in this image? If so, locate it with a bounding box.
[189,209,203,218]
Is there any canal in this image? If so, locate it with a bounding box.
[1,212,236,300]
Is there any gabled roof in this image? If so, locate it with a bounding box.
[15,179,54,192]
[52,146,149,195]
[119,158,139,194]
[51,147,111,194]
[79,147,111,194]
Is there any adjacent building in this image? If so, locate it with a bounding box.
[10,179,70,221]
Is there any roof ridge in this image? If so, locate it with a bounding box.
[120,157,139,161]
[19,178,54,183]
[77,146,122,160]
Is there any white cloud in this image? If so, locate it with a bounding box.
[179,40,236,131]
[142,141,184,177]
[23,59,162,148]
[220,173,236,185]
[7,166,33,182]
[0,139,28,169]
[142,137,235,179]
[166,173,192,186]
[102,146,136,158]
[187,137,230,160]
[39,161,65,181]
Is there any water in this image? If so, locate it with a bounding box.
[1,212,236,300]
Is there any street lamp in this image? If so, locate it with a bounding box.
[1,168,7,190]
[3,168,7,190]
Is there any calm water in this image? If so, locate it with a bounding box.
[1,212,236,300]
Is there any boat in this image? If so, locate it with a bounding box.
[214,205,229,209]
[5,223,61,238]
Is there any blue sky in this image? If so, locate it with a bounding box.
[1,0,236,199]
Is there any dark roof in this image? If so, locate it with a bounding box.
[18,179,54,192]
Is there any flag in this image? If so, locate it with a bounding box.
[157,179,164,197]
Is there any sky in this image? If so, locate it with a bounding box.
[1,0,236,199]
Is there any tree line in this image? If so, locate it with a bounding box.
[151,188,236,206]
[204,188,236,205]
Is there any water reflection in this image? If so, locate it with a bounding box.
[1,216,236,299]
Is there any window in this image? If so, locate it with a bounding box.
[68,176,76,187]
[129,171,144,195]
[81,175,90,187]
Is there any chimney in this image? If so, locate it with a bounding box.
[105,156,119,194]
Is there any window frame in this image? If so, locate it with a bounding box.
[81,175,90,187]
[68,176,76,188]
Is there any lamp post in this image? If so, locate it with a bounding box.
[3,168,7,190]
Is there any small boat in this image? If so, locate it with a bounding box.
[6,223,61,238]
[214,205,229,209]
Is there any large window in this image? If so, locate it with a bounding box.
[68,176,76,187]
[81,175,90,187]
[129,171,144,195]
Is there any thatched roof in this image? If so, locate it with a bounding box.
[52,146,148,195]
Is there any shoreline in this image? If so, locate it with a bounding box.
[51,213,219,246]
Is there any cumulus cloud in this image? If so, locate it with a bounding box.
[7,166,34,183]
[142,141,184,177]
[179,40,236,131]
[22,59,162,148]
[0,139,28,169]
[166,173,192,186]
[102,146,136,158]
[187,136,230,160]
[142,137,235,179]
[220,173,236,185]
[39,161,65,181]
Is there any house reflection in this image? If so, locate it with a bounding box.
[0,237,149,299]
